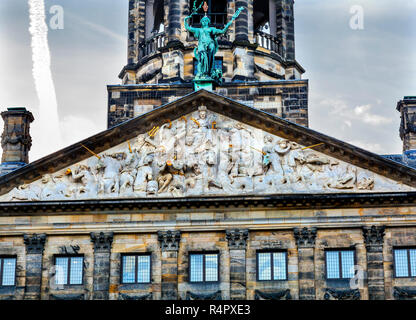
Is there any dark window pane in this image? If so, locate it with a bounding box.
[326,251,340,279]
[2,258,16,286]
[395,249,409,277]
[137,255,151,283]
[122,255,136,283]
[55,257,69,285]
[70,257,83,285]
[341,251,355,279]
[273,252,286,280]
[190,254,203,282]
[258,253,272,281]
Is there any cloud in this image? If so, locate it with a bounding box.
[322,99,391,127]
[353,104,392,125]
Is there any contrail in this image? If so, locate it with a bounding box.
[28,0,62,155]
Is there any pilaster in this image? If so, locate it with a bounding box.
[23,233,46,300]
[363,225,385,300]
[294,227,316,300]
[158,230,181,300]
[226,229,248,300]
[90,232,113,300]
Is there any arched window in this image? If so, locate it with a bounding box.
[145,0,165,39]
[188,0,227,27]
[253,0,276,36]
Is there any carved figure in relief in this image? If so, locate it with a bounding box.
[328,164,357,189]
[119,151,140,195]
[262,135,286,187]
[98,153,124,195]
[286,142,307,184]
[71,164,98,198]
[133,135,156,158]
[199,149,221,192]
[40,174,59,200]
[9,183,40,201]
[166,160,186,197]
[133,154,154,193]
[357,171,375,190]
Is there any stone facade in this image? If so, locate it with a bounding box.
[1,203,416,300]
[108,81,308,128]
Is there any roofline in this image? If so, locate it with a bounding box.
[0,89,416,196]
[1,191,416,216]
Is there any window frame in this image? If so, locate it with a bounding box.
[324,249,356,280]
[54,254,84,286]
[0,255,17,287]
[188,251,220,284]
[256,250,288,282]
[393,247,416,278]
[120,253,152,284]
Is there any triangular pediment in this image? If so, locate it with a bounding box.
[0,90,415,201]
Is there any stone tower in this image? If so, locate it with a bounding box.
[108,0,308,128]
[398,96,416,165]
[0,107,34,175]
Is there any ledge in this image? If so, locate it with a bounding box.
[1,192,416,216]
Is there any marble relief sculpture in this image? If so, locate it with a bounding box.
[3,108,414,202]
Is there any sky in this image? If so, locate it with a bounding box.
[0,0,415,162]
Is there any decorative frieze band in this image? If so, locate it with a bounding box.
[23,233,46,254]
[90,232,114,252]
[294,227,317,248]
[158,230,181,251]
[363,225,385,247]
[226,229,249,250]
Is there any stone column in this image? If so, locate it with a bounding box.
[167,0,183,43]
[294,227,317,300]
[90,232,113,300]
[23,234,46,300]
[234,0,249,42]
[363,226,386,300]
[276,0,295,61]
[158,230,181,300]
[226,229,248,300]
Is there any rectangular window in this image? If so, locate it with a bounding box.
[121,254,151,284]
[394,248,416,278]
[55,256,84,285]
[189,253,219,283]
[325,250,355,280]
[0,257,16,286]
[257,251,287,281]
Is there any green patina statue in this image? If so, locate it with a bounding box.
[185,1,245,86]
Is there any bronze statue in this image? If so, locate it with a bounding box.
[185,1,245,83]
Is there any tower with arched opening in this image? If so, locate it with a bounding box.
[108,0,308,128]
